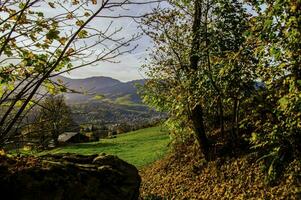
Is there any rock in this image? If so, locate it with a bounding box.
[0,153,141,200]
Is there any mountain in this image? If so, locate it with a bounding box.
[51,76,163,126]
[53,76,146,104]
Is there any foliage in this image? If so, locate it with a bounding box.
[141,0,255,152]
[243,0,301,183]
[141,0,301,183]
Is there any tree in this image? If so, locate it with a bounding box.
[140,0,300,183]
[245,0,301,183]
[40,95,73,146]
[0,0,161,147]
[141,0,253,159]
[22,95,74,148]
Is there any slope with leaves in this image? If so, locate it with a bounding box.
[140,142,301,199]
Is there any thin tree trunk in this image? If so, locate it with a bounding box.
[203,0,223,135]
[231,97,239,143]
[218,96,224,135]
[235,99,240,137]
[189,0,211,160]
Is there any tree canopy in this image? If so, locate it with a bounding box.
[141,0,300,182]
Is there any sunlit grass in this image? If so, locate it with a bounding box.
[43,126,171,168]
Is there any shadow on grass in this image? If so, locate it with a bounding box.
[59,142,118,150]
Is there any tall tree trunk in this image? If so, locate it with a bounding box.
[189,0,211,160]
[191,105,211,160]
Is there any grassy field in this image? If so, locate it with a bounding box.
[43,126,170,168]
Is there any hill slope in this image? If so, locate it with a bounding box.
[53,76,145,104]
[140,142,301,199]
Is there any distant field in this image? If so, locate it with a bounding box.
[43,126,171,168]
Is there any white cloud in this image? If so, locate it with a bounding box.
[61,1,159,81]
[63,50,148,81]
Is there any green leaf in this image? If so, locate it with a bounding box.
[76,20,85,27]
[78,30,88,38]
[46,29,60,40]
[278,97,289,110]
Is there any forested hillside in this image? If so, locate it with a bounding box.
[71,101,162,125]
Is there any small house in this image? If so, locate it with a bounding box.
[58,132,89,144]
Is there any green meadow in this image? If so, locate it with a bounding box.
[43,126,170,168]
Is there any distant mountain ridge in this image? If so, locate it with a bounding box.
[53,76,146,104]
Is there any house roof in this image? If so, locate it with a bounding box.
[58,132,78,142]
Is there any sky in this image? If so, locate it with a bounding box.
[51,1,163,82]
[0,0,165,82]
[2,0,255,82]
[53,1,255,82]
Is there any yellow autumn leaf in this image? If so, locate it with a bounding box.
[0,149,5,156]
[66,48,75,55]
[59,37,67,45]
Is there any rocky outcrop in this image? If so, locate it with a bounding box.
[0,153,140,200]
